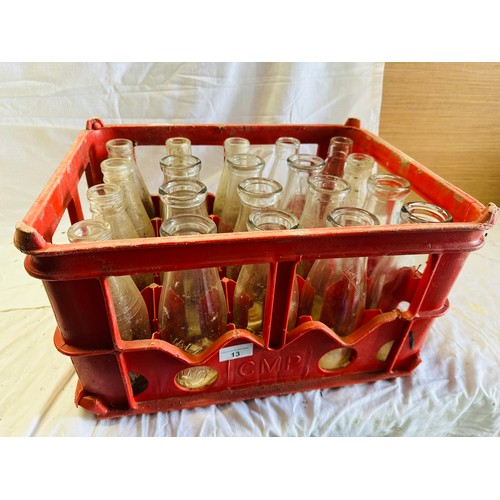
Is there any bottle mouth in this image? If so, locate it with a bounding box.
[106,138,134,157]
[238,177,283,197]
[307,174,351,195]
[327,207,380,227]
[67,219,112,243]
[226,153,265,171]
[159,154,202,177]
[345,153,375,172]
[101,158,132,179]
[247,208,299,231]
[401,201,453,223]
[368,173,411,199]
[287,153,325,172]
[165,137,192,155]
[159,179,208,207]
[276,136,300,148]
[160,214,217,236]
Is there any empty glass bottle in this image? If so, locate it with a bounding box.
[165,137,192,155]
[298,207,379,337]
[218,153,265,233]
[101,158,156,239]
[213,137,251,217]
[266,137,301,188]
[279,154,325,219]
[158,214,227,354]
[159,154,202,184]
[86,183,154,291]
[158,179,209,221]
[323,136,353,177]
[232,209,300,337]
[67,219,152,341]
[342,153,376,208]
[106,138,155,219]
[362,173,411,225]
[226,177,283,281]
[297,174,351,278]
[366,201,453,312]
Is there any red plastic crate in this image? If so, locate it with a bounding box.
[14,117,498,419]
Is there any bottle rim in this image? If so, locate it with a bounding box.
[160,214,217,236]
[101,158,132,179]
[367,173,411,196]
[345,153,375,170]
[158,179,208,206]
[226,153,265,171]
[276,136,300,148]
[165,137,192,155]
[237,177,283,197]
[307,174,351,195]
[327,207,380,227]
[287,153,325,172]
[401,201,453,223]
[67,219,112,243]
[247,208,299,231]
[106,138,134,156]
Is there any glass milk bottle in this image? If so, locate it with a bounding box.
[279,154,325,220]
[297,174,351,278]
[213,137,251,217]
[232,209,300,338]
[86,183,154,291]
[100,158,156,239]
[158,214,227,354]
[226,177,283,281]
[298,207,379,337]
[67,219,152,341]
[106,138,155,219]
[266,137,301,188]
[367,201,453,312]
[323,136,354,177]
[342,153,376,209]
[218,153,265,233]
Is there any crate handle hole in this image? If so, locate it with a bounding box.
[318,348,355,371]
[175,366,219,390]
[128,372,149,396]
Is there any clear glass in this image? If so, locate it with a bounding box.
[106,138,155,219]
[227,177,283,281]
[218,153,265,233]
[165,137,192,155]
[67,219,152,341]
[342,153,376,208]
[232,209,300,337]
[266,137,300,188]
[323,136,353,177]
[366,201,453,311]
[297,175,351,278]
[158,215,227,354]
[298,207,379,337]
[101,158,155,239]
[279,154,325,219]
[158,179,209,222]
[362,173,411,225]
[213,137,251,217]
[159,154,202,184]
[86,183,154,290]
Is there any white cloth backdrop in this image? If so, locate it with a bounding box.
[1,63,499,446]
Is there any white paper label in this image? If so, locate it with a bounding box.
[219,343,254,362]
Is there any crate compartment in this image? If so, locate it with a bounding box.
[14,118,498,419]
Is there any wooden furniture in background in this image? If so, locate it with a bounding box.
[379,62,500,206]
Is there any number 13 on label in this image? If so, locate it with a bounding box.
[219,343,254,362]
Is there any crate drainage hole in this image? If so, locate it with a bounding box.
[175,366,219,390]
[376,341,395,362]
[319,348,354,371]
[128,372,148,396]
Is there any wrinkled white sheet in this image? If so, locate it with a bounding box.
[1,62,499,439]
